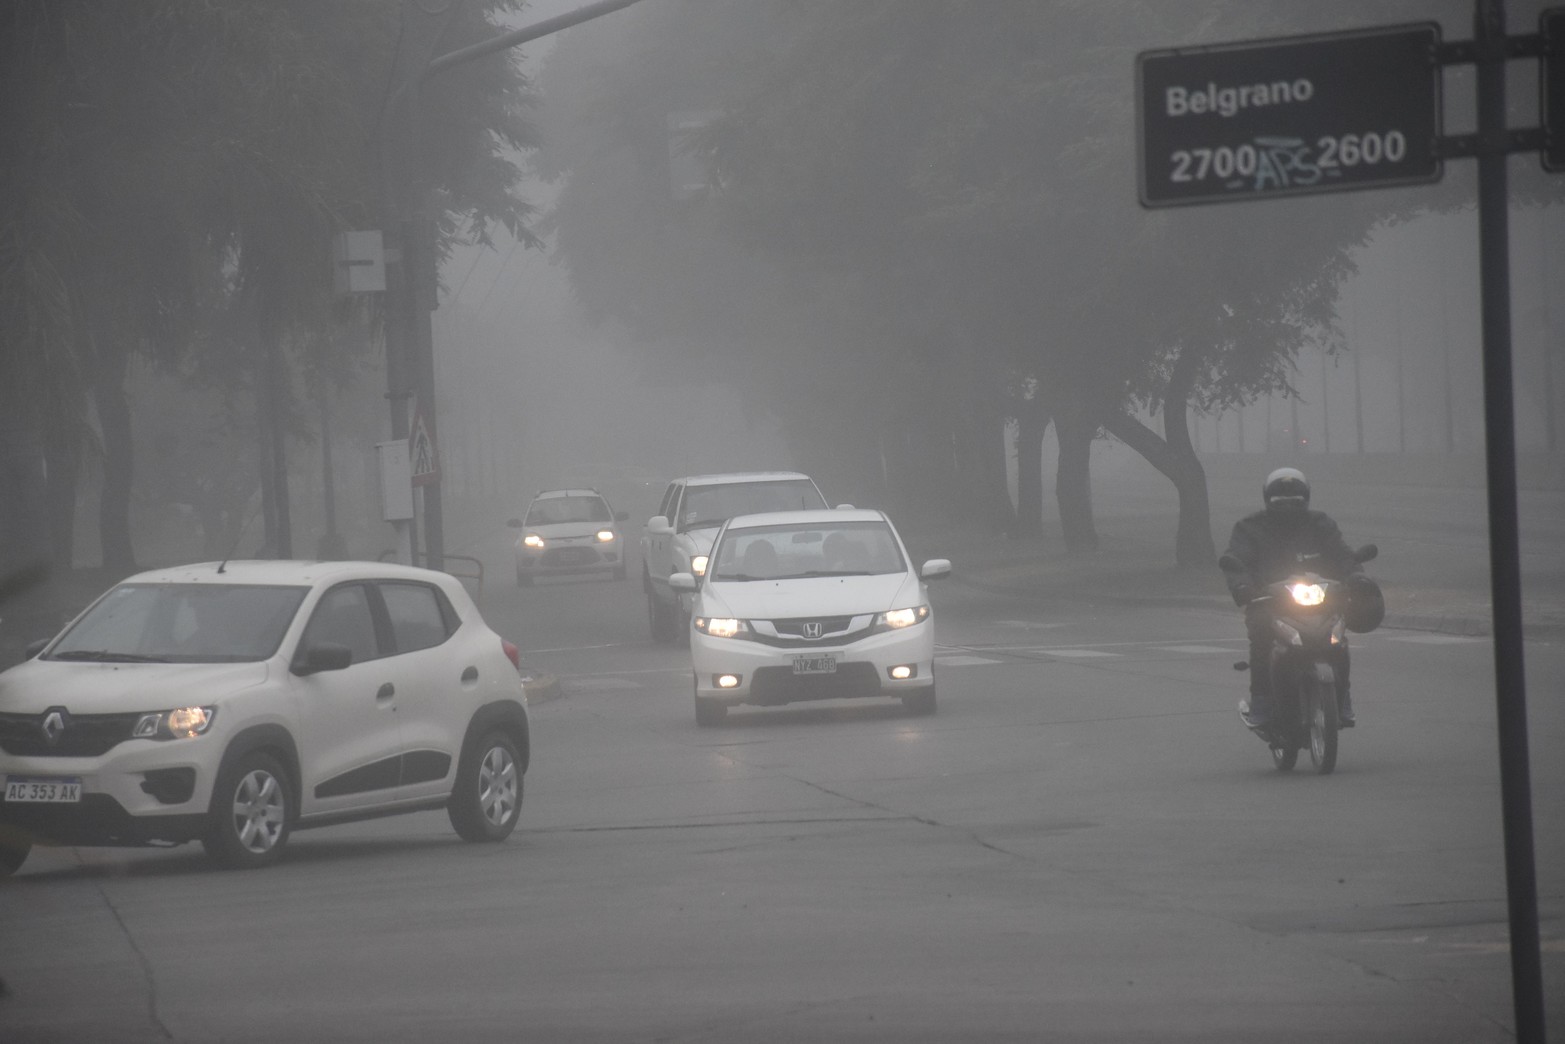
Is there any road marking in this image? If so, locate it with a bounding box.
[567,677,643,692]
[1034,649,1121,659]
[1384,634,1486,644]
[1160,644,1236,654]
[936,654,1006,667]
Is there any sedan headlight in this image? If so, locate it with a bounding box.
[694,616,747,638]
[878,605,931,629]
[523,533,545,549]
[133,706,217,740]
[1289,582,1326,607]
[595,529,616,543]
[690,554,709,577]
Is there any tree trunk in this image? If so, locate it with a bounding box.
[1101,346,1216,568]
[1014,401,1050,537]
[93,345,137,574]
[975,406,1014,536]
[1054,401,1098,553]
[42,424,78,569]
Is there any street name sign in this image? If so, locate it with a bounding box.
[1546,8,1565,172]
[1138,24,1442,207]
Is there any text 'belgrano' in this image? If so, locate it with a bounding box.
[1165,79,1315,118]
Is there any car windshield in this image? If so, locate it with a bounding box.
[46,583,309,664]
[680,480,827,531]
[711,521,905,581]
[526,495,612,525]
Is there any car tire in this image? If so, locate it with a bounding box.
[694,695,727,727]
[647,586,672,644]
[902,685,937,716]
[448,730,522,843]
[202,751,293,870]
[0,835,31,877]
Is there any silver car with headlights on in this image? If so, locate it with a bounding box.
[670,509,949,726]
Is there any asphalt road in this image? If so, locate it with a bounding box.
[1,536,1561,1042]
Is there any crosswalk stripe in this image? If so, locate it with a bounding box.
[1160,644,1236,654]
[1034,649,1120,659]
[1384,634,1485,644]
[936,654,1005,667]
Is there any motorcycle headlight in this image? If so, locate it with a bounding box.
[1289,582,1326,607]
[694,616,746,638]
[523,533,545,549]
[133,706,217,740]
[690,555,709,577]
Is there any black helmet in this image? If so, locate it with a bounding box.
[1263,467,1310,512]
[1343,574,1385,633]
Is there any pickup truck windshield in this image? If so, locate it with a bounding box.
[681,480,826,531]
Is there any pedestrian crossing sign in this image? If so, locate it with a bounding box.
[409,404,439,487]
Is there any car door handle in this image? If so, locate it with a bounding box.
[461,666,478,683]
[376,683,395,701]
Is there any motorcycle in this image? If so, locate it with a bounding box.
[1221,544,1379,775]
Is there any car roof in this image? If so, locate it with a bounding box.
[677,471,816,487]
[723,508,888,529]
[119,560,457,588]
[532,488,606,500]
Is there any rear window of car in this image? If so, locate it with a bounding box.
[379,582,455,654]
[526,495,613,525]
[48,583,309,664]
[680,480,826,530]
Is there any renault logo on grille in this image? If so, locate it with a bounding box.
[802,622,822,639]
[41,708,69,746]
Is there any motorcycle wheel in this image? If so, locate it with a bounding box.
[1305,673,1340,775]
[1270,743,1299,772]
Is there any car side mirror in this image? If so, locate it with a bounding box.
[647,515,673,535]
[669,572,698,592]
[292,642,353,676]
[23,638,48,660]
[920,559,952,581]
[506,518,523,528]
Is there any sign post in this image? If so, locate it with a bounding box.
[1137,24,1442,207]
[1545,7,1565,172]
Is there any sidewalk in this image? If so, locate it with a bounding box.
[904,520,1565,641]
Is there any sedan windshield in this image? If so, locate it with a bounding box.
[526,496,612,525]
[47,583,309,664]
[711,521,905,581]
[680,480,827,531]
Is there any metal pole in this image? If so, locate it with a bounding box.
[1474,2,1546,1040]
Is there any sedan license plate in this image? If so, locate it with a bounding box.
[5,777,83,803]
[792,654,837,675]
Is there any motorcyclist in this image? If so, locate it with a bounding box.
[1220,467,1364,729]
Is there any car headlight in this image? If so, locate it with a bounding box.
[523,533,545,549]
[690,554,709,577]
[878,605,931,629]
[694,616,746,638]
[133,706,217,740]
[1289,582,1325,607]
[595,529,616,543]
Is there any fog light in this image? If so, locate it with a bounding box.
[889,665,916,680]
[716,674,741,689]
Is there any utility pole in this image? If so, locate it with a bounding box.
[379,0,644,572]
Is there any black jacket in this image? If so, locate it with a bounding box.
[1221,507,1362,606]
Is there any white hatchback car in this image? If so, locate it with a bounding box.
[670,509,950,725]
[509,488,629,586]
[0,560,531,875]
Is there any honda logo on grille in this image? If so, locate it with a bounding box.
[802,622,822,639]
[41,708,68,746]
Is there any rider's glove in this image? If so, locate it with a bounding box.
[1232,584,1257,607]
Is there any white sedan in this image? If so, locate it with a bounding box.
[670,509,950,726]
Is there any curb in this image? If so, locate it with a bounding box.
[946,571,1555,639]
[522,672,564,704]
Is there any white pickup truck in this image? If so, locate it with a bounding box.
[641,472,829,643]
